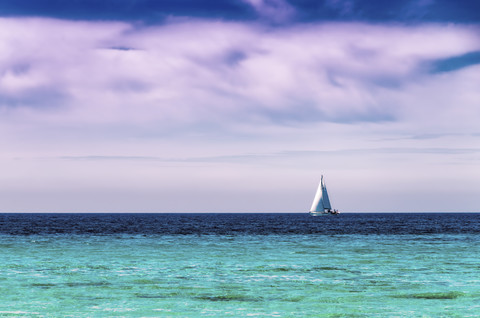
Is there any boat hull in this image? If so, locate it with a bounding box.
[309,211,340,216]
[309,212,328,216]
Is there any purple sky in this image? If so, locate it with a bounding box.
[1,1,479,212]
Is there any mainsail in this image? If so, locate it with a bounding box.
[310,175,332,212]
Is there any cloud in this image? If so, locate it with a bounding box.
[0,18,479,136]
[1,12,479,213]
[58,146,480,164]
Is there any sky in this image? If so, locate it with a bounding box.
[0,0,479,212]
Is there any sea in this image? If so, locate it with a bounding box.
[1,213,479,317]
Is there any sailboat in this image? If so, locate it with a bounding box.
[309,175,339,216]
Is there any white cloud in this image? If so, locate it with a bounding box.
[0,18,479,212]
[1,18,479,129]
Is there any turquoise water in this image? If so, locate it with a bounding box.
[1,233,479,317]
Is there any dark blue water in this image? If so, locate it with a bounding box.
[1,213,479,235]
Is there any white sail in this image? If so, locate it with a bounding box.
[309,175,338,215]
[321,178,331,210]
[309,180,324,212]
[310,175,331,212]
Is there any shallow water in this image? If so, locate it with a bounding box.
[1,213,479,317]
